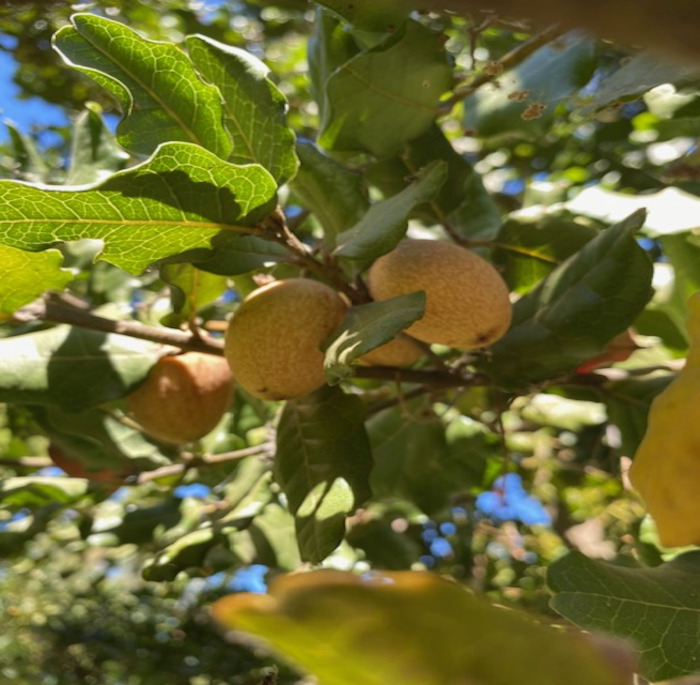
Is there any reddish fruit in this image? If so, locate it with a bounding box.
[48,444,124,492]
[127,351,234,444]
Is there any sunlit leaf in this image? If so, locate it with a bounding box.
[0,142,277,274]
[213,569,625,685]
[186,35,298,184]
[0,246,71,318]
[54,13,232,157]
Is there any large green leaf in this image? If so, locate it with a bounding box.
[493,212,599,294]
[485,210,654,388]
[318,19,453,158]
[212,569,625,685]
[53,13,232,158]
[274,386,373,563]
[323,292,426,383]
[368,404,453,515]
[291,141,369,250]
[464,32,595,140]
[0,246,72,318]
[0,142,277,274]
[0,325,160,411]
[186,35,298,184]
[549,550,700,681]
[334,161,447,261]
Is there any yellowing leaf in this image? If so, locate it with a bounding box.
[212,570,627,685]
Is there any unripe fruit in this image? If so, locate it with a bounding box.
[368,239,512,350]
[127,351,234,444]
[224,279,347,400]
[359,333,424,367]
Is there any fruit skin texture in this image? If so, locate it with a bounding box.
[367,239,512,350]
[629,291,700,547]
[224,278,347,401]
[127,351,234,444]
[359,333,424,367]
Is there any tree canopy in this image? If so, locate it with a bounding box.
[1,2,699,683]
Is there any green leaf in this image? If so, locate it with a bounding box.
[371,124,501,240]
[368,404,453,514]
[186,35,298,184]
[38,404,175,473]
[274,385,373,563]
[323,292,426,383]
[0,142,277,274]
[493,212,599,294]
[590,53,700,109]
[65,105,130,185]
[0,477,92,509]
[465,32,595,140]
[212,569,624,685]
[0,326,160,411]
[53,13,232,157]
[486,210,654,388]
[308,8,361,120]
[5,122,50,183]
[0,246,72,317]
[143,527,223,581]
[334,161,447,260]
[316,0,410,32]
[318,20,454,158]
[160,262,228,326]
[291,140,369,249]
[193,234,289,276]
[549,550,700,681]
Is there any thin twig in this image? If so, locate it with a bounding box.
[440,23,566,113]
[13,294,225,355]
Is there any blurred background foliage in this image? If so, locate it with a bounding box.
[0,0,698,683]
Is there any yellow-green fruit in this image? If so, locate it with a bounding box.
[224,279,347,400]
[359,333,424,367]
[127,351,234,444]
[367,239,512,350]
[629,292,700,547]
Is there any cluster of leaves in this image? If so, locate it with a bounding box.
[1,1,700,683]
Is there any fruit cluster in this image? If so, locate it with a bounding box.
[123,238,512,445]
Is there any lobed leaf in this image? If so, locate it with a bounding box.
[549,550,700,681]
[0,142,277,274]
[274,386,373,563]
[485,209,654,388]
[186,35,298,184]
[212,569,625,685]
[53,13,232,157]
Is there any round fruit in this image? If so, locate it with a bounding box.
[127,351,234,444]
[224,279,347,400]
[48,444,124,491]
[359,333,424,367]
[367,239,512,350]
